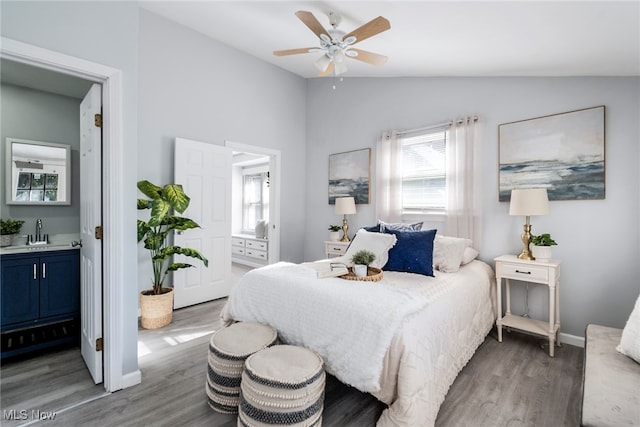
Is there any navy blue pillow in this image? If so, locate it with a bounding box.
[383,229,437,276]
[362,224,381,232]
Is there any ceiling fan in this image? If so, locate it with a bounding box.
[274,10,391,76]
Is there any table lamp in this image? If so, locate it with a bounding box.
[509,188,549,260]
[334,197,356,242]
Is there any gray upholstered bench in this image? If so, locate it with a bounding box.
[581,324,640,427]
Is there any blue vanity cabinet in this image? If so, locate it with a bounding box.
[0,256,40,325]
[38,252,80,318]
[0,249,80,358]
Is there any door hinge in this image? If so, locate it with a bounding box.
[94,113,103,128]
[96,337,103,352]
[95,226,103,240]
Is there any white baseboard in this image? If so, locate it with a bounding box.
[560,332,584,348]
[121,369,142,389]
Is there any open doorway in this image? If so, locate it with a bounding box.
[1,37,132,393]
[226,141,281,269]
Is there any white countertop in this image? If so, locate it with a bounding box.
[0,233,81,255]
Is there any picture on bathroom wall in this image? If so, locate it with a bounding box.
[499,105,605,201]
[328,148,370,204]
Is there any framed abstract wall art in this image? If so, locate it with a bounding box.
[499,106,605,201]
[328,148,371,204]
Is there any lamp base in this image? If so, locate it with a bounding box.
[517,250,535,261]
[340,215,350,242]
[517,220,535,261]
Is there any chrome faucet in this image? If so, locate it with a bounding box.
[28,218,48,245]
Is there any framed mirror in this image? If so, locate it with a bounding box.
[5,138,71,205]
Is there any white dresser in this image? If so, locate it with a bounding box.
[232,234,269,267]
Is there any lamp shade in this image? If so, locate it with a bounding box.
[509,188,549,216]
[335,197,356,215]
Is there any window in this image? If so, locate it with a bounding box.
[242,171,269,233]
[399,130,447,213]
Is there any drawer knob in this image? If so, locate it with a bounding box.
[515,270,531,275]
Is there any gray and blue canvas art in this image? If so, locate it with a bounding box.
[499,106,605,201]
[329,148,370,204]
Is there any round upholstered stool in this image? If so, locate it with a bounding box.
[238,345,325,427]
[206,322,278,414]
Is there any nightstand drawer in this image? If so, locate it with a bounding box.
[500,263,548,282]
[325,243,348,254]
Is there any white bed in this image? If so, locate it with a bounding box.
[221,255,496,427]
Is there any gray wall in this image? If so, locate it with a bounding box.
[0,84,81,236]
[304,76,640,339]
[1,0,140,377]
[137,11,307,291]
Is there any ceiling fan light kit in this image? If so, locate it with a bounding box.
[274,10,390,80]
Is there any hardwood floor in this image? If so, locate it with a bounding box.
[1,291,583,427]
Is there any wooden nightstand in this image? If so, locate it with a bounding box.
[324,241,350,258]
[494,254,562,356]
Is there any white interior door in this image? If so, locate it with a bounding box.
[80,83,103,384]
[173,138,232,308]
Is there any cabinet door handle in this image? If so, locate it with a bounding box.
[33,263,37,279]
[515,270,531,275]
[42,263,46,279]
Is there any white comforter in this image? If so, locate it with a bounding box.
[221,259,496,427]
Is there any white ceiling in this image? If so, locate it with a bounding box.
[141,1,640,78]
[2,1,638,100]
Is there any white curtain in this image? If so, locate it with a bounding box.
[375,131,402,223]
[376,117,483,247]
[444,116,483,247]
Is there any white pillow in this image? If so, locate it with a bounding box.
[433,235,472,273]
[617,294,640,363]
[461,246,480,265]
[343,229,397,268]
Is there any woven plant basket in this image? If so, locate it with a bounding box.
[140,288,174,329]
[0,235,12,247]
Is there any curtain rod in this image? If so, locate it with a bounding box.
[396,115,478,136]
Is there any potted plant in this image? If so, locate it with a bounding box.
[530,233,557,262]
[350,249,376,277]
[137,180,208,329]
[328,224,341,242]
[1,218,25,247]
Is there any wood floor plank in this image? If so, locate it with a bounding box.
[1,291,583,427]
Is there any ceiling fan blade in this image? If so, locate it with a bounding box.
[344,16,391,44]
[318,61,335,77]
[273,47,317,56]
[349,48,388,65]
[295,10,330,40]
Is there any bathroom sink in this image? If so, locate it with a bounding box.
[1,242,78,253]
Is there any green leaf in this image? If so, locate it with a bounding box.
[154,246,208,267]
[144,234,165,251]
[165,262,194,272]
[137,220,150,242]
[137,180,163,200]
[137,199,153,210]
[163,216,201,231]
[163,184,190,214]
[148,198,170,226]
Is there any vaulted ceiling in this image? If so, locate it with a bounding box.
[141,1,640,78]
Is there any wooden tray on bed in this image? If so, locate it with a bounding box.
[340,267,383,282]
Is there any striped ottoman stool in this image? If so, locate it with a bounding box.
[238,345,325,427]
[206,322,278,414]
